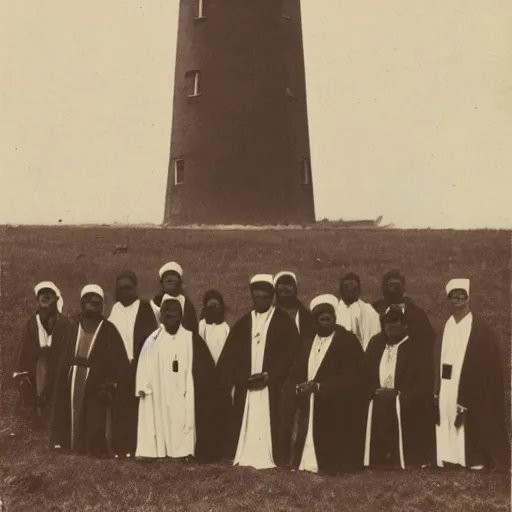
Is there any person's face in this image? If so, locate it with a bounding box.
[161,300,183,330]
[340,279,360,304]
[314,308,336,336]
[383,318,407,343]
[81,293,104,317]
[161,272,181,296]
[448,289,469,312]
[275,277,297,302]
[385,277,404,302]
[205,297,222,312]
[37,289,58,311]
[116,277,138,306]
[251,288,274,313]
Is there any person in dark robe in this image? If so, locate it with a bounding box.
[336,272,381,351]
[107,270,158,458]
[363,306,435,470]
[50,285,130,457]
[136,295,220,462]
[281,294,365,475]
[435,279,510,472]
[13,281,70,424]
[150,261,198,333]
[198,290,230,365]
[273,271,314,340]
[372,270,436,353]
[217,274,301,468]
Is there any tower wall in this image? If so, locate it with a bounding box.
[164,0,315,225]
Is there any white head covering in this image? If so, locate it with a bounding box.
[310,294,339,312]
[80,284,104,300]
[446,278,470,297]
[250,274,274,286]
[159,262,183,279]
[34,281,64,313]
[273,271,297,287]
[160,293,184,311]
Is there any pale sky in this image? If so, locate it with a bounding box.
[1,1,511,228]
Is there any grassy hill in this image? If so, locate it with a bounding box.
[0,226,509,511]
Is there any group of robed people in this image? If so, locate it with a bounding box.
[13,263,510,475]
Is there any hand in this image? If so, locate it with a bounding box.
[374,387,398,399]
[296,381,319,396]
[16,375,32,389]
[247,372,268,391]
[454,404,467,429]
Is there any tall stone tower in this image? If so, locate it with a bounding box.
[163,0,315,225]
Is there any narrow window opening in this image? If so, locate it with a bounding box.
[185,71,201,97]
[300,158,310,185]
[174,160,185,185]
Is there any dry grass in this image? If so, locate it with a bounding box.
[0,226,510,511]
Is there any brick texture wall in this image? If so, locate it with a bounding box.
[164,0,315,225]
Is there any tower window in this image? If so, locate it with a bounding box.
[300,158,310,185]
[174,160,185,185]
[185,71,201,97]
[196,0,204,19]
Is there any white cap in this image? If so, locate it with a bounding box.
[446,278,470,297]
[160,294,185,311]
[34,281,64,313]
[159,262,183,279]
[273,271,297,287]
[250,274,274,286]
[310,294,339,312]
[80,284,104,300]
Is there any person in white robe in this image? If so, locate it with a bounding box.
[336,273,381,351]
[217,274,301,468]
[136,294,219,461]
[198,289,230,365]
[435,279,510,472]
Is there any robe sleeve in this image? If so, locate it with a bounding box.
[150,300,160,324]
[266,314,302,390]
[135,335,156,396]
[361,335,384,401]
[13,317,37,380]
[398,342,433,411]
[192,333,220,462]
[49,324,76,449]
[184,299,199,334]
[364,304,382,343]
[97,322,131,396]
[45,316,72,402]
[315,332,364,398]
[415,307,436,350]
[463,324,510,470]
[279,340,310,465]
[216,320,244,392]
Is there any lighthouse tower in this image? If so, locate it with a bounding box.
[163,0,315,225]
